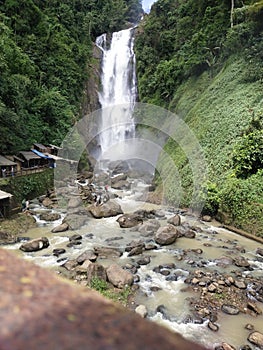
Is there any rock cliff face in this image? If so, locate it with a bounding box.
[80,44,101,117]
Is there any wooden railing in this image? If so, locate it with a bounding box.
[1,165,49,179]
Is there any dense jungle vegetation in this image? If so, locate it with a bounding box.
[0,0,142,154]
[135,0,263,235]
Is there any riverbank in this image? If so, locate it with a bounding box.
[0,213,36,241]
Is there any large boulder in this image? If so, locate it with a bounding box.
[106,264,134,289]
[76,250,97,264]
[0,231,16,245]
[154,225,178,245]
[20,237,49,252]
[68,197,82,209]
[167,214,181,226]
[93,246,122,258]
[51,223,69,233]
[109,160,129,175]
[39,213,61,222]
[221,304,240,315]
[248,331,263,348]
[88,200,123,218]
[138,219,161,235]
[41,197,54,208]
[111,180,131,190]
[117,214,143,228]
[86,263,107,285]
[63,214,89,230]
[111,173,128,185]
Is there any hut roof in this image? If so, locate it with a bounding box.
[33,143,47,151]
[19,151,41,161]
[0,155,16,166]
[0,190,13,200]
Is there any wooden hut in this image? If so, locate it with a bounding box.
[0,190,13,218]
[33,143,48,153]
[0,155,17,177]
[18,151,43,169]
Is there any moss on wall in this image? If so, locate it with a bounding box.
[0,169,54,205]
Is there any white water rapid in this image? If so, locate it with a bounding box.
[96,28,137,159]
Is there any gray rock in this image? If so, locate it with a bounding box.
[88,200,123,218]
[256,247,263,256]
[64,214,89,230]
[53,248,66,256]
[39,212,61,221]
[247,301,262,315]
[135,305,148,318]
[111,173,128,185]
[20,237,49,252]
[42,197,53,208]
[208,321,219,332]
[202,215,212,222]
[234,279,247,289]
[51,223,69,233]
[111,180,131,190]
[94,246,122,258]
[214,256,234,266]
[138,219,161,234]
[68,197,82,209]
[167,214,181,226]
[234,257,250,268]
[117,214,143,228]
[221,304,240,315]
[154,225,178,245]
[106,263,133,288]
[87,263,107,285]
[0,231,16,245]
[76,250,97,264]
[136,256,151,265]
[62,259,79,271]
[248,331,263,348]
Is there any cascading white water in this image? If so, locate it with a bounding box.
[96,28,137,159]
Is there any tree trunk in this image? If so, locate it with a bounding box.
[230,0,235,28]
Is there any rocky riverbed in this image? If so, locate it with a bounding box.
[2,160,263,350]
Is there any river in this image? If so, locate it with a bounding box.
[4,182,263,350]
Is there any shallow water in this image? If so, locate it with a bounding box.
[4,189,263,349]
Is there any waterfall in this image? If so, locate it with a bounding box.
[96,28,137,159]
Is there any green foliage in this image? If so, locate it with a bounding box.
[0,0,142,154]
[153,57,263,235]
[90,277,131,307]
[0,169,53,204]
[220,172,263,236]
[135,0,230,105]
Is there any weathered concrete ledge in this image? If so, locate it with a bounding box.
[0,249,209,350]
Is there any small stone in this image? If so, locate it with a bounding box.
[136,256,151,265]
[208,283,218,293]
[53,248,66,256]
[245,324,254,331]
[247,301,262,315]
[208,321,219,332]
[135,305,148,318]
[256,247,263,256]
[192,278,200,285]
[202,215,212,222]
[234,279,247,289]
[221,304,240,315]
[69,234,82,241]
